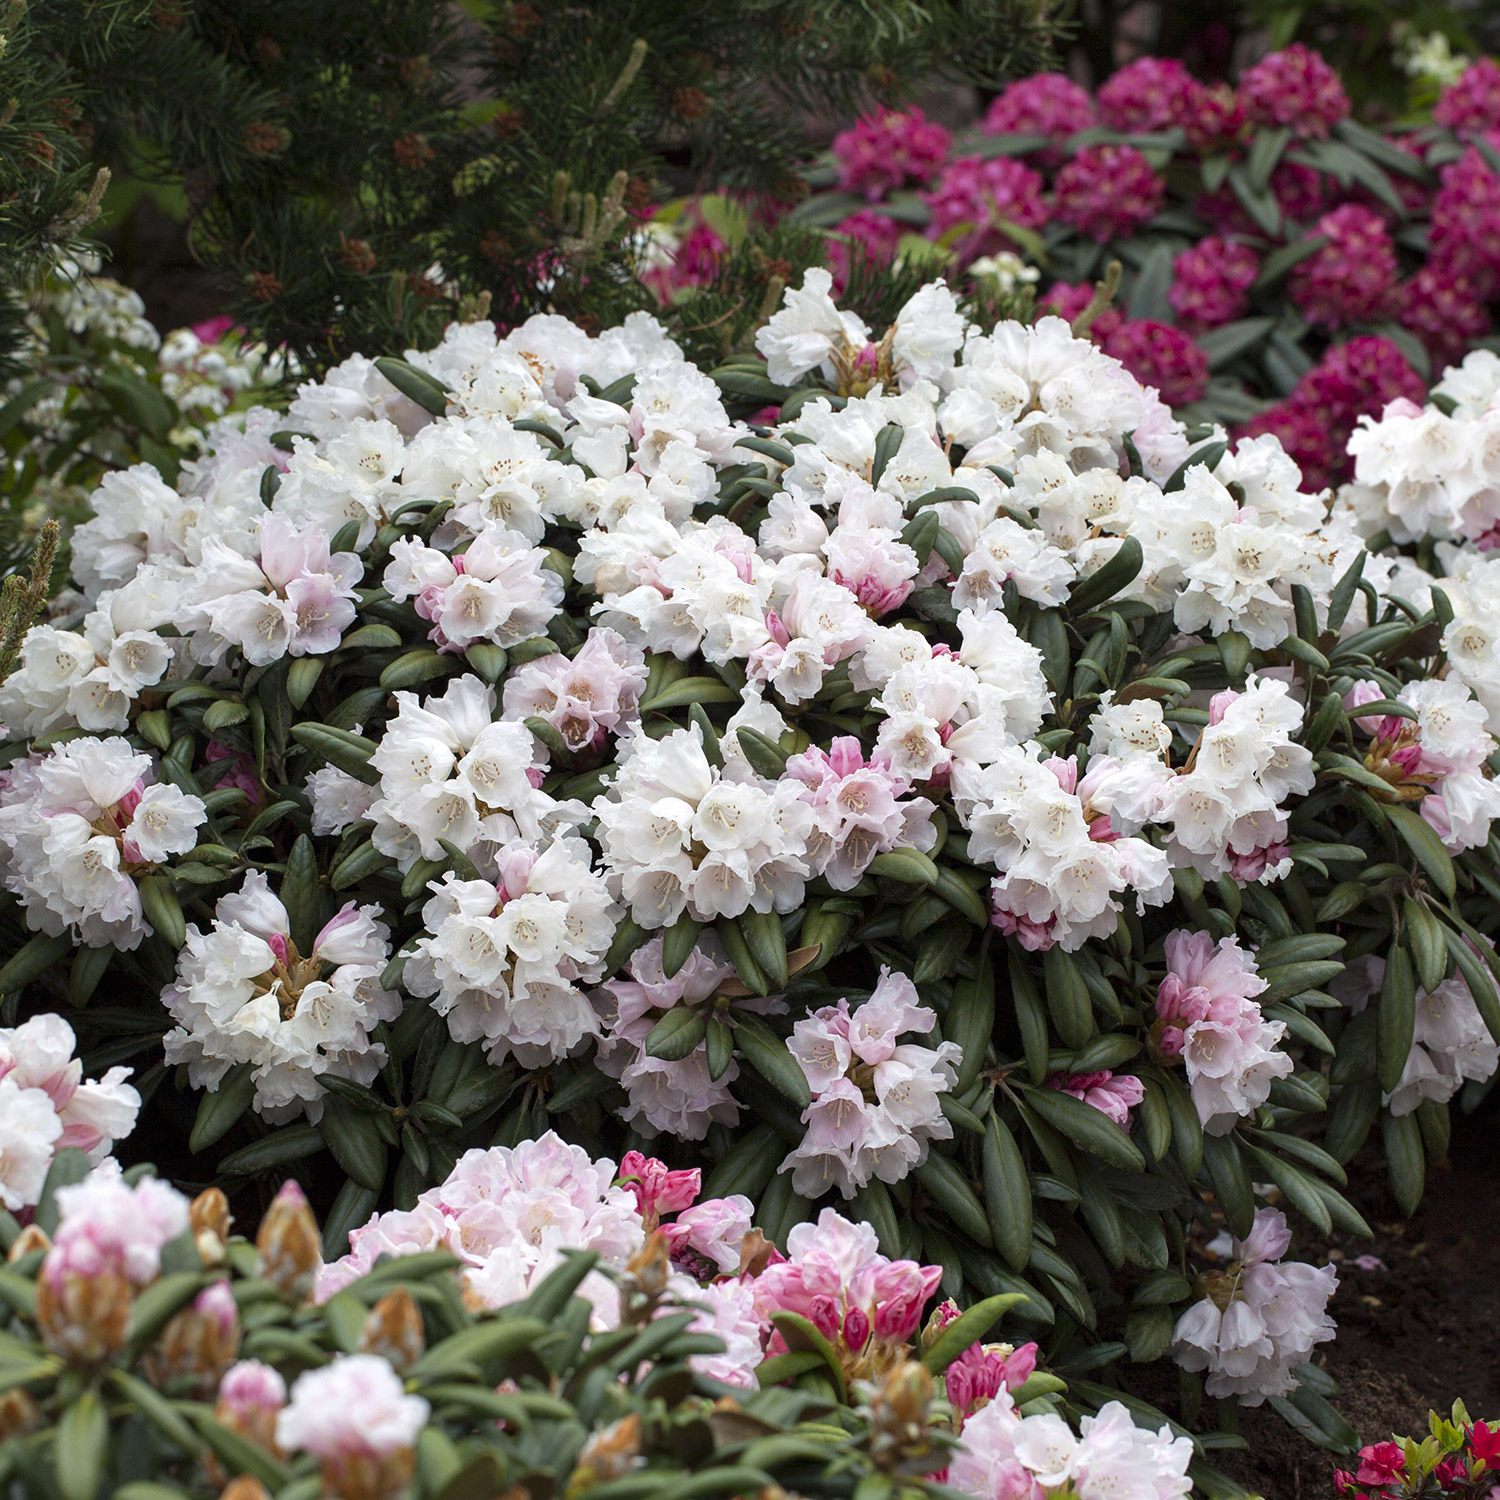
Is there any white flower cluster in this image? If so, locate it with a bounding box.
[162,871,399,1122]
[403,836,615,1066]
[0,738,205,948]
[782,969,960,1197]
[1171,1209,1337,1403]
[1343,349,1500,546]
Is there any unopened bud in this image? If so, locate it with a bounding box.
[881,1360,934,1427]
[866,1359,941,1474]
[256,1181,320,1301]
[219,1479,273,1500]
[0,1387,40,1439]
[619,1232,671,1324]
[8,1224,49,1261]
[143,1280,240,1394]
[566,1413,641,1495]
[36,1264,131,1364]
[191,1188,233,1266]
[918,1298,959,1356]
[359,1286,425,1372]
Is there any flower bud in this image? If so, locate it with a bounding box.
[0,1388,40,1440]
[256,1181,320,1301]
[209,1358,286,1484]
[219,1480,273,1500]
[867,1361,939,1475]
[842,1305,871,1352]
[918,1298,959,1355]
[566,1413,642,1496]
[36,1261,131,1365]
[8,1224,49,1261]
[144,1279,240,1394]
[191,1187,233,1266]
[359,1286,425,1372]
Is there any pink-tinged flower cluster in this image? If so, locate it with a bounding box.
[1429,145,1500,299]
[949,1387,1193,1500]
[384,522,563,652]
[982,73,1096,159]
[1289,204,1399,328]
[1046,1069,1145,1127]
[785,737,937,889]
[1155,930,1291,1134]
[833,107,952,201]
[1096,57,1201,133]
[593,934,772,1140]
[939,1310,1039,1419]
[216,1358,287,1426]
[1169,237,1260,331]
[1435,58,1500,137]
[1171,1208,1337,1403]
[782,968,960,1197]
[502,625,646,755]
[617,1149,700,1227]
[922,155,1049,260]
[0,1014,139,1210]
[276,1353,430,1460]
[1237,43,1349,139]
[1343,678,1500,853]
[754,1208,942,1352]
[1400,263,1491,368]
[43,1163,190,1289]
[1241,336,1424,490]
[1101,320,1209,406]
[1184,82,1245,154]
[827,209,902,295]
[1052,145,1164,242]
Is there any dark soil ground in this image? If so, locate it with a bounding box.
[1193,1101,1500,1499]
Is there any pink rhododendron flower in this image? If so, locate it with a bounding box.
[1053,145,1164,242]
[1238,44,1349,138]
[833,108,951,200]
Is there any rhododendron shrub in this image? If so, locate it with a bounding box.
[8,272,1500,1476]
[793,52,1500,486]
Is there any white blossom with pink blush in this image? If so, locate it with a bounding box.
[952,744,1171,953]
[592,723,813,928]
[383,523,563,651]
[276,1354,429,1459]
[0,736,205,950]
[753,1209,942,1353]
[781,969,960,1197]
[315,1132,645,1321]
[0,1013,139,1164]
[593,934,779,1140]
[1344,676,1500,853]
[1155,930,1291,1134]
[1171,1208,1337,1404]
[1152,675,1314,884]
[784,737,937,889]
[161,869,399,1124]
[44,1161,190,1288]
[403,835,617,1067]
[216,1359,287,1421]
[668,1272,765,1390]
[949,1388,1193,1500]
[502,626,647,756]
[180,513,363,666]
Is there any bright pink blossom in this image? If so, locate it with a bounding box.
[1435,58,1500,136]
[1046,1069,1145,1126]
[1289,203,1399,328]
[1238,44,1349,139]
[982,74,1096,161]
[922,155,1048,260]
[617,1151,700,1224]
[1053,145,1164,241]
[832,108,951,200]
[1101,320,1209,405]
[1170,237,1259,330]
[1097,57,1201,133]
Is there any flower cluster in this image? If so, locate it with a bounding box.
[1335,1405,1500,1498]
[783,968,961,1196]
[833,107,952,200]
[949,1388,1194,1500]
[0,1014,139,1210]
[1172,1208,1338,1402]
[0,737,206,949]
[1154,930,1292,1134]
[162,870,400,1122]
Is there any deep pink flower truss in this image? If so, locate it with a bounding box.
[1052,144,1164,241]
[922,154,1048,258]
[1238,43,1350,139]
[1435,58,1500,137]
[1241,336,1423,490]
[1429,142,1500,298]
[1097,57,1200,133]
[1183,82,1245,153]
[982,72,1096,156]
[1102,319,1210,406]
[827,209,902,295]
[1169,237,1260,330]
[1038,281,1122,342]
[1399,262,1491,368]
[1289,203,1399,328]
[832,107,951,201]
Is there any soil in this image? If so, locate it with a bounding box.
[1170,1097,1500,1499]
